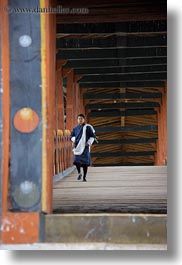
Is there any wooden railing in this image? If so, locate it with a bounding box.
[54,129,73,175]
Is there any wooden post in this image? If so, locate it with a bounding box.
[80,88,85,114]
[74,75,83,117]
[66,69,74,130]
[0,0,56,244]
[0,0,11,244]
[56,66,65,130]
[155,84,167,165]
[0,11,2,243]
[44,0,57,214]
[55,66,64,174]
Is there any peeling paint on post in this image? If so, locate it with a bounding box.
[1,212,40,244]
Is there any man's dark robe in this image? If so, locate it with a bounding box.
[70,123,95,166]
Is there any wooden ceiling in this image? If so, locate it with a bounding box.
[56,0,167,166]
[56,0,166,23]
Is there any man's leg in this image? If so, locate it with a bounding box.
[75,163,82,180]
[82,165,88,181]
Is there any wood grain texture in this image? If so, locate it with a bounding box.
[53,166,167,213]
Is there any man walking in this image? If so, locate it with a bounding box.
[70,114,96,182]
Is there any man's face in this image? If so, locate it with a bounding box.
[77,116,85,125]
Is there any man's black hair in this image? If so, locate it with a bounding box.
[77,113,85,119]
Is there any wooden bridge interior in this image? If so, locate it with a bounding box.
[0,0,167,246]
[53,0,167,214]
[55,0,167,168]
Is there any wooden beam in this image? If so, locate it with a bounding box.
[84,92,162,100]
[57,20,167,34]
[75,65,167,75]
[57,47,167,60]
[56,1,166,23]
[56,60,67,70]
[64,57,167,69]
[79,72,166,83]
[95,125,158,133]
[92,151,156,157]
[57,16,166,25]
[57,35,167,49]
[88,109,157,117]
[80,81,165,89]
[93,163,154,166]
[74,74,83,82]
[86,102,160,109]
[62,68,72,78]
[96,138,157,144]
[57,0,166,8]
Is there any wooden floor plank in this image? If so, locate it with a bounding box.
[53,166,167,213]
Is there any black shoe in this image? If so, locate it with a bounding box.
[77,173,82,180]
[83,177,87,182]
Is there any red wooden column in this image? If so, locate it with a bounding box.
[55,61,65,174]
[0,0,57,244]
[44,0,57,214]
[74,75,85,116]
[80,88,85,114]
[66,69,74,130]
[0,0,10,214]
[56,61,66,130]
[74,75,83,117]
[155,84,167,165]
[76,83,80,115]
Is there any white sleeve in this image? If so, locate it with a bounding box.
[71,136,76,143]
[87,137,95,146]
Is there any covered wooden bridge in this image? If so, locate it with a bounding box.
[0,0,167,247]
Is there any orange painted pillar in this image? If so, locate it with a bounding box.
[44,0,57,214]
[0,0,10,219]
[0,0,56,244]
[74,81,80,118]
[66,69,74,130]
[80,88,85,114]
[77,84,81,113]
[155,84,167,165]
[56,61,65,131]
